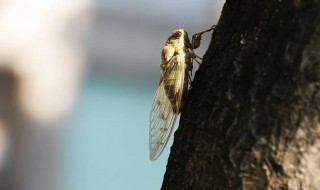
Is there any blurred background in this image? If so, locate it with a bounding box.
[0,0,224,189]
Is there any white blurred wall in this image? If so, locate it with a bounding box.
[0,0,89,122]
[0,1,91,190]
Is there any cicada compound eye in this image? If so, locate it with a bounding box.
[174,30,182,38]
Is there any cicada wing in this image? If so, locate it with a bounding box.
[149,56,185,160]
[149,82,174,160]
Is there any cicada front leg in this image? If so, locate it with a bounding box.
[186,25,216,64]
[191,25,216,49]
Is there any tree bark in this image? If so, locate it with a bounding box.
[162,0,320,189]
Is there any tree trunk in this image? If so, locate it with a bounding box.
[162,0,320,189]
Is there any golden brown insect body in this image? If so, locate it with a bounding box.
[150,27,214,160]
[161,29,192,113]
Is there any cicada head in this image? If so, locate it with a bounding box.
[166,28,188,45]
[172,29,183,38]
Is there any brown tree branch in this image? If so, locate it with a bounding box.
[162,0,320,189]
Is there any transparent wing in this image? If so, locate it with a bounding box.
[149,55,185,160]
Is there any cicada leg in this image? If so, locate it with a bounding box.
[189,25,216,49]
[185,25,215,65]
[189,50,202,65]
[188,74,192,87]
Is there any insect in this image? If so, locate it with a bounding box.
[149,26,215,160]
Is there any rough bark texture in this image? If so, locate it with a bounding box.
[162,0,320,189]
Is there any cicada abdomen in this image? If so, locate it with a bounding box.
[162,53,189,113]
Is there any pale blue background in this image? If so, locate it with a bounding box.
[61,75,171,190]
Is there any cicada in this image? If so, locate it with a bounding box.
[149,26,215,160]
